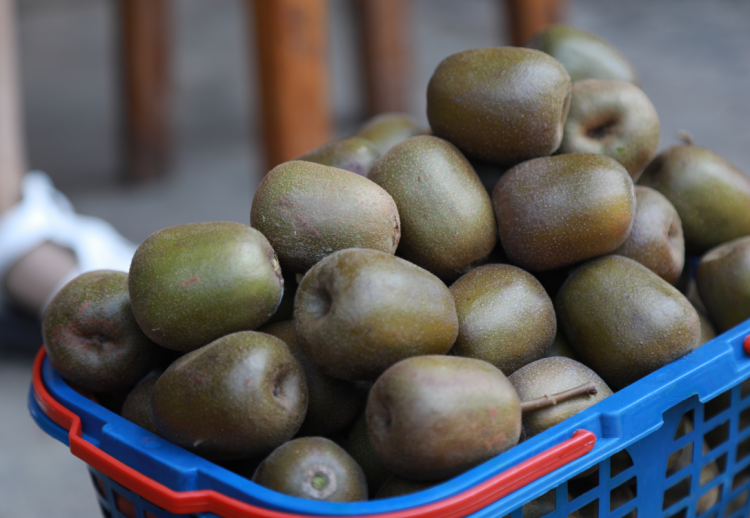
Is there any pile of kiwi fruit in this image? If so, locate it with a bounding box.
[42,24,750,508]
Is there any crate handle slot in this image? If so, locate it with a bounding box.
[32,347,597,518]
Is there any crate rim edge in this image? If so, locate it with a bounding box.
[31,346,597,518]
[29,318,750,516]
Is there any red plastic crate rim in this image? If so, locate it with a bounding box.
[31,347,597,518]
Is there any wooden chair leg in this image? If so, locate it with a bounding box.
[118,0,172,182]
[506,0,567,47]
[357,0,411,117]
[250,0,332,171]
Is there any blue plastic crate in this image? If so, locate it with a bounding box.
[29,318,750,518]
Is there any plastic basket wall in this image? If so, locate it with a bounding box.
[29,319,750,518]
[81,384,750,518]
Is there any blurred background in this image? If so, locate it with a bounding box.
[1,0,749,516]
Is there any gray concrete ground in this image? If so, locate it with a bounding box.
[1,0,749,516]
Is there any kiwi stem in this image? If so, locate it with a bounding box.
[519,382,598,413]
[677,130,694,146]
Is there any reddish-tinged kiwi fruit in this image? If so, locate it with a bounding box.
[259,320,366,437]
[508,357,612,438]
[493,153,635,272]
[427,47,572,166]
[296,137,380,177]
[449,264,556,375]
[367,136,497,280]
[364,354,600,484]
[252,437,368,502]
[354,112,424,156]
[611,186,685,284]
[128,222,283,352]
[366,355,522,481]
[526,24,639,84]
[696,236,750,332]
[638,144,750,254]
[346,412,391,497]
[151,331,307,461]
[121,371,162,435]
[294,248,458,381]
[559,80,660,181]
[43,270,165,393]
[375,476,438,499]
[557,255,701,390]
[251,160,400,273]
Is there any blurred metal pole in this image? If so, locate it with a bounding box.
[118,0,172,182]
[250,0,332,171]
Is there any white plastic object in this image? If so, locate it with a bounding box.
[0,171,137,310]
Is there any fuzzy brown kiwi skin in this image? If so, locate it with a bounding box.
[449,264,556,375]
[128,222,284,352]
[259,320,366,437]
[251,161,401,274]
[508,357,612,438]
[294,249,458,381]
[366,355,521,481]
[493,153,635,272]
[43,270,166,393]
[296,137,381,177]
[638,145,750,255]
[611,186,685,284]
[427,47,572,166]
[526,24,639,85]
[556,255,701,390]
[354,112,425,156]
[697,311,716,346]
[121,371,162,435]
[346,412,391,498]
[696,236,750,333]
[544,330,580,361]
[559,79,660,181]
[151,331,308,461]
[252,437,368,502]
[368,136,497,281]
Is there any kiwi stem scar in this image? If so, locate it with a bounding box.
[520,382,598,413]
[312,474,327,490]
[302,466,336,499]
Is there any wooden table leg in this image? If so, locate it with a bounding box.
[506,0,566,47]
[357,0,411,117]
[118,0,171,182]
[250,0,332,171]
[0,0,26,210]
